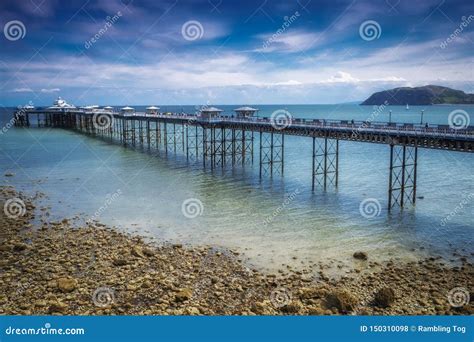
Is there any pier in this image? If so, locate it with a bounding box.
[13,107,473,210]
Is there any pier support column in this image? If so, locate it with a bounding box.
[259,131,284,177]
[232,129,243,165]
[224,128,234,165]
[202,125,223,168]
[211,127,224,168]
[242,131,255,165]
[138,119,144,148]
[312,137,339,191]
[186,124,202,161]
[388,144,418,210]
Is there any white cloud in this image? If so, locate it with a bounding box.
[256,31,321,53]
[270,80,303,86]
[324,71,360,83]
[12,88,33,93]
[40,88,61,93]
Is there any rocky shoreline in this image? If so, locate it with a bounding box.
[0,186,472,315]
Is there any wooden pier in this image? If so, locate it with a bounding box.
[13,108,474,210]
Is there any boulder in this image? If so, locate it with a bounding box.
[175,288,193,302]
[280,301,302,314]
[48,300,68,313]
[353,252,368,260]
[143,248,155,257]
[132,246,145,258]
[324,290,357,312]
[113,259,127,266]
[56,277,77,293]
[374,287,396,308]
[307,306,326,315]
[13,243,28,252]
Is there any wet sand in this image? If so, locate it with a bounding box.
[0,185,472,315]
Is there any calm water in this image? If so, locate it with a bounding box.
[1,104,473,274]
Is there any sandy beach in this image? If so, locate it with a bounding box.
[0,185,472,316]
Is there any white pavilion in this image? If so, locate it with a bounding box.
[199,107,223,119]
[120,106,135,115]
[234,106,259,118]
[146,106,159,115]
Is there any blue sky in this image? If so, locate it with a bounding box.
[0,0,473,106]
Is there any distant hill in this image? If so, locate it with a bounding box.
[361,85,474,105]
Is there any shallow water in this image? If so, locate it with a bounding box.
[1,104,473,274]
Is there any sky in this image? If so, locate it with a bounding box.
[0,0,473,106]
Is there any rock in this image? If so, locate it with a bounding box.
[56,277,77,293]
[353,252,368,260]
[175,288,193,302]
[374,287,396,308]
[251,301,270,315]
[127,284,138,291]
[113,259,127,266]
[185,307,200,315]
[141,281,152,289]
[299,287,326,300]
[143,248,155,257]
[13,243,28,252]
[324,290,357,312]
[132,246,145,258]
[48,300,67,313]
[35,300,47,307]
[280,301,302,314]
[307,306,326,315]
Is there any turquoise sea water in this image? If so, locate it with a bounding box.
[1,104,473,274]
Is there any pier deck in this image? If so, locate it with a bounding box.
[13,108,474,210]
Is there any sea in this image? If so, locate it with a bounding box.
[1,104,473,275]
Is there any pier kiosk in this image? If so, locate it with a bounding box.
[146,106,159,115]
[120,106,135,116]
[199,107,223,119]
[234,106,258,118]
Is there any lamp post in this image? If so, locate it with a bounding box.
[420,110,424,125]
[389,110,392,124]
